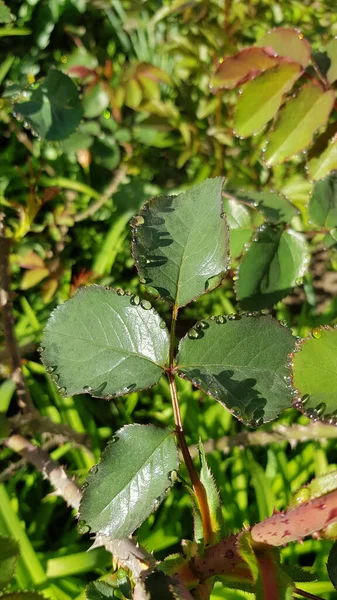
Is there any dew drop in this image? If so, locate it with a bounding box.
[83,386,92,393]
[312,328,321,339]
[116,288,125,296]
[82,481,89,489]
[139,277,146,284]
[196,320,209,330]
[78,520,90,534]
[131,294,140,305]
[125,290,132,296]
[46,366,56,374]
[153,498,160,510]
[306,408,318,419]
[301,394,310,405]
[316,402,326,416]
[295,277,303,286]
[131,215,144,227]
[140,299,152,310]
[216,315,226,324]
[159,320,167,329]
[58,387,66,395]
[188,328,200,339]
[168,470,178,483]
[89,465,98,475]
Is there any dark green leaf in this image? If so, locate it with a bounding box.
[41,286,169,398]
[14,70,82,141]
[176,315,295,426]
[0,536,19,591]
[91,137,121,170]
[132,178,229,307]
[225,189,298,223]
[327,541,337,591]
[79,424,179,538]
[309,172,337,228]
[291,327,337,423]
[86,580,116,600]
[236,224,309,309]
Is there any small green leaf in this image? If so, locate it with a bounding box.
[255,27,310,67]
[236,224,309,309]
[226,189,298,223]
[325,38,337,84]
[291,327,337,423]
[79,424,179,538]
[234,63,301,138]
[176,314,295,426]
[0,1,11,23]
[14,70,82,141]
[199,443,226,543]
[264,83,334,165]
[327,541,337,591]
[308,172,337,228]
[308,133,337,181]
[132,178,229,308]
[86,580,115,600]
[41,286,170,398]
[211,47,281,90]
[0,535,19,591]
[222,196,253,259]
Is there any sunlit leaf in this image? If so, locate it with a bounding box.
[236,224,309,309]
[225,189,298,223]
[211,47,281,90]
[132,178,229,308]
[223,196,253,259]
[308,172,337,228]
[264,83,334,165]
[41,286,169,398]
[176,314,295,426]
[307,123,337,180]
[256,27,310,67]
[79,424,179,538]
[234,63,302,138]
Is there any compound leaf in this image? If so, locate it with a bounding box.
[236,224,309,309]
[0,536,19,592]
[308,172,337,228]
[255,27,310,67]
[79,424,179,538]
[265,83,334,165]
[176,314,295,427]
[132,178,229,308]
[290,327,337,423]
[41,286,169,398]
[14,70,82,141]
[234,63,302,138]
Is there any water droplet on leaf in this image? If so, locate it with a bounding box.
[131,294,140,305]
[312,328,321,339]
[188,328,200,339]
[116,288,125,296]
[140,299,152,310]
[159,320,167,329]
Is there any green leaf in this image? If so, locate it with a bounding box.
[327,541,337,591]
[236,224,309,309]
[291,327,337,423]
[41,286,170,398]
[225,189,298,223]
[308,172,337,228]
[307,123,337,180]
[0,535,19,591]
[14,70,82,141]
[86,580,115,600]
[79,424,179,538]
[325,38,337,84]
[199,443,226,543]
[264,83,334,165]
[83,83,110,118]
[222,197,253,259]
[211,47,281,90]
[0,1,11,23]
[255,27,310,67]
[132,178,229,308]
[176,314,295,426]
[234,63,302,138]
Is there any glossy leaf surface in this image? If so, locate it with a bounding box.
[41,286,169,398]
[226,189,298,223]
[132,178,229,307]
[265,84,334,165]
[211,47,280,90]
[291,327,337,423]
[308,172,337,228]
[176,315,295,426]
[327,541,337,591]
[236,225,308,309]
[255,27,310,67]
[14,70,82,141]
[79,424,179,538]
[223,197,253,259]
[234,63,302,138]
[0,536,19,591]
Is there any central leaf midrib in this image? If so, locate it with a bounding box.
[54,330,165,368]
[98,434,171,517]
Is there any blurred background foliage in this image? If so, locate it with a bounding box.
[2,0,337,598]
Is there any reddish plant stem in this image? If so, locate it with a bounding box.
[168,305,213,545]
[294,589,325,600]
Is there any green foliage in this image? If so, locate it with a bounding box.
[327,541,337,591]
[0,535,19,592]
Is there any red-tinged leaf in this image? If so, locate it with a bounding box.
[251,488,337,546]
[256,27,310,68]
[19,250,45,270]
[325,38,337,84]
[234,63,302,138]
[67,65,96,79]
[264,83,334,165]
[211,47,281,91]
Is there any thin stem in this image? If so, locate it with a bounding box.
[168,305,213,545]
[294,589,325,600]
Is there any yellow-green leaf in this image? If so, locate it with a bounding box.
[256,27,310,67]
